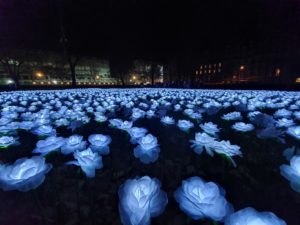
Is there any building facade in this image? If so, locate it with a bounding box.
[0,52,118,86]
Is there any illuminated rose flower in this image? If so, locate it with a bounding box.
[32,125,56,137]
[208,140,242,167]
[128,127,148,144]
[280,155,300,193]
[287,126,300,140]
[222,112,242,121]
[0,136,18,148]
[18,121,35,130]
[88,134,112,155]
[118,176,168,225]
[274,109,292,118]
[61,135,87,155]
[119,121,133,131]
[200,122,220,136]
[276,118,295,128]
[225,207,286,225]
[33,136,65,155]
[95,114,107,122]
[190,132,216,155]
[134,134,160,164]
[146,110,155,118]
[161,116,175,125]
[232,122,254,132]
[109,118,123,128]
[174,176,233,221]
[177,120,194,132]
[66,148,103,178]
[54,118,70,127]
[131,110,145,121]
[0,156,52,192]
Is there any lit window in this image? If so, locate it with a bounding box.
[209,64,211,68]
[296,78,300,83]
[218,69,221,73]
[213,70,216,73]
[218,62,222,67]
[204,65,207,68]
[214,64,216,67]
[204,70,207,73]
[200,65,203,69]
[208,70,211,74]
[199,71,202,74]
[196,70,199,75]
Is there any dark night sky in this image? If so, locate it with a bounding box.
[1,0,300,61]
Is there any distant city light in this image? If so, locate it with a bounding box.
[52,80,58,85]
[296,78,300,83]
[240,65,245,71]
[35,71,44,78]
[275,68,281,77]
[6,79,14,84]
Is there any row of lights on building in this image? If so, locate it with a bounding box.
[196,62,222,75]
[32,81,116,85]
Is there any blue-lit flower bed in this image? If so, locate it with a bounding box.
[0,88,299,225]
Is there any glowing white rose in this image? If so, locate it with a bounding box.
[134,134,160,164]
[118,176,168,225]
[0,156,52,192]
[177,120,194,132]
[0,136,18,148]
[128,127,148,144]
[280,155,300,193]
[190,132,216,155]
[33,136,65,155]
[61,135,87,155]
[232,122,254,132]
[161,116,175,125]
[32,125,56,137]
[200,122,220,136]
[88,134,112,155]
[225,207,286,225]
[66,148,103,178]
[174,176,233,221]
[287,126,300,140]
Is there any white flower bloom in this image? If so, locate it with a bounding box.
[33,136,65,155]
[200,122,220,136]
[61,135,87,155]
[177,120,194,132]
[128,127,148,144]
[174,176,233,221]
[225,207,286,225]
[161,116,175,125]
[287,126,300,140]
[190,132,216,155]
[280,155,300,193]
[0,136,17,148]
[118,176,168,225]
[66,148,103,178]
[232,122,254,132]
[32,125,56,137]
[134,134,160,164]
[88,134,112,155]
[222,112,242,121]
[276,118,295,128]
[0,156,52,192]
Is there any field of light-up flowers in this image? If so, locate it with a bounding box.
[0,88,300,225]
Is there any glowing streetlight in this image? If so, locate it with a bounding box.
[239,65,245,71]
